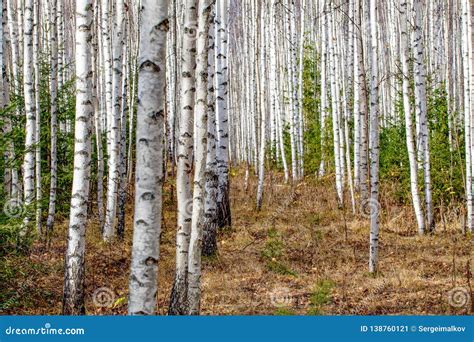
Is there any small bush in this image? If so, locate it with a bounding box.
[261,228,296,276]
[307,279,334,315]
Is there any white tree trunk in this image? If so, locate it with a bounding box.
[202,5,219,257]
[368,0,380,274]
[22,0,36,228]
[357,0,369,203]
[128,0,168,315]
[117,33,129,239]
[33,0,41,233]
[187,0,211,315]
[296,0,305,177]
[327,8,343,205]
[470,0,474,233]
[169,0,197,315]
[63,0,93,315]
[46,0,59,233]
[256,2,267,211]
[413,0,434,232]
[215,0,231,228]
[104,0,125,241]
[463,0,473,232]
[399,0,425,235]
[319,1,328,177]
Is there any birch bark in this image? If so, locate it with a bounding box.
[63,0,93,315]
[368,0,380,273]
[187,0,212,315]
[169,0,197,315]
[46,0,59,233]
[22,0,36,228]
[128,0,168,315]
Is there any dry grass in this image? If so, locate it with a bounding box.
[1,168,473,315]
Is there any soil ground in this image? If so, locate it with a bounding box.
[1,169,472,315]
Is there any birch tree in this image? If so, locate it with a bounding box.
[63,0,93,315]
[117,25,129,240]
[104,0,125,241]
[463,0,473,232]
[399,0,425,234]
[169,0,197,316]
[327,7,344,206]
[33,0,41,233]
[413,0,434,233]
[215,0,231,228]
[187,0,212,315]
[5,0,19,200]
[470,0,474,233]
[368,0,380,274]
[22,0,36,227]
[46,0,59,233]
[256,2,267,211]
[128,0,168,315]
[202,3,219,257]
[353,0,369,203]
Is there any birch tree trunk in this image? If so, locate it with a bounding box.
[22,0,36,228]
[128,0,168,315]
[298,0,306,178]
[202,5,219,257]
[187,0,212,315]
[399,0,425,235]
[413,0,434,232]
[327,8,343,205]
[169,0,197,316]
[104,0,125,241]
[215,0,231,228]
[256,2,266,211]
[6,0,19,200]
[7,0,19,97]
[319,1,328,177]
[46,0,59,233]
[62,0,93,315]
[286,0,298,183]
[270,2,289,182]
[100,0,112,129]
[353,0,369,204]
[353,0,361,190]
[368,0,380,274]
[57,0,63,89]
[92,9,105,231]
[117,33,129,240]
[463,0,473,232]
[33,0,41,233]
[0,0,8,197]
[470,0,474,233]
[99,0,112,232]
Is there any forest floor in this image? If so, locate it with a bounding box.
[1,168,473,315]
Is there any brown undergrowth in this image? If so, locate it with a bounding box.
[1,168,472,315]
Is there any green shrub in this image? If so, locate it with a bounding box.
[307,279,334,315]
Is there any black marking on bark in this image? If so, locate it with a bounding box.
[141,60,161,73]
[156,19,170,32]
[141,192,155,201]
[145,257,158,266]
